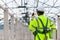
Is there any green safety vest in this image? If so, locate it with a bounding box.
[32,17,50,40]
[29,15,56,40]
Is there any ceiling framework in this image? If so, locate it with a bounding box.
[0,0,60,24]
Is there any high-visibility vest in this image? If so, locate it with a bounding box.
[32,17,49,40]
[29,15,56,40]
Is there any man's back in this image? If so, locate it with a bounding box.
[29,15,56,40]
[38,15,48,28]
[29,15,51,31]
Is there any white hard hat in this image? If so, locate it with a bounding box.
[37,3,44,12]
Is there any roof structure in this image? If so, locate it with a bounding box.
[0,0,60,25]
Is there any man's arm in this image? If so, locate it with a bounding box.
[49,19,56,31]
[29,18,38,32]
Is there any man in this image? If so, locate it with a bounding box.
[29,8,56,40]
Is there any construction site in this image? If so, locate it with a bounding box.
[0,0,60,40]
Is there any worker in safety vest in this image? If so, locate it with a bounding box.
[29,4,56,40]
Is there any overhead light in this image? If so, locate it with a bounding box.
[17,6,26,8]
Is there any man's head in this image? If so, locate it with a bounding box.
[36,3,44,16]
[37,9,44,16]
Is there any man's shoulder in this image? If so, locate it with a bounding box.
[30,17,38,22]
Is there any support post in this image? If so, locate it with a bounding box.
[9,15,15,40]
[4,8,9,40]
[57,16,60,40]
